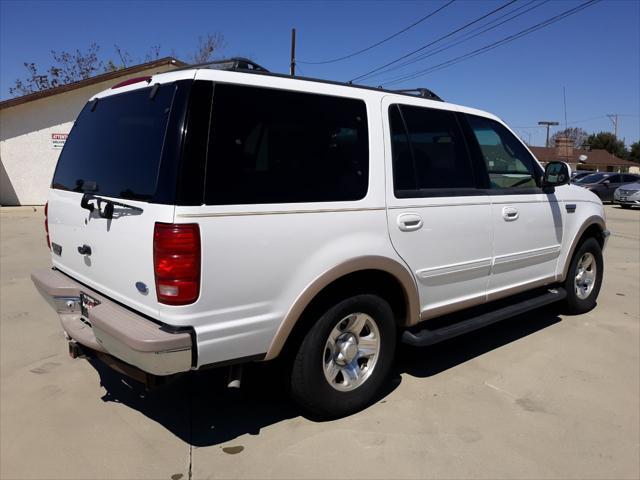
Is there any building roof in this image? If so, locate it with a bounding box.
[0,57,186,110]
[530,146,638,167]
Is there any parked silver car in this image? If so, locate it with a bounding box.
[614,182,640,209]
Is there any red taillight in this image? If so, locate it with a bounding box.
[44,202,51,250]
[153,223,200,305]
[111,76,152,89]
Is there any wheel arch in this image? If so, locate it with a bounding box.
[559,215,607,282]
[264,256,419,360]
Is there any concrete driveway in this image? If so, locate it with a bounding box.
[1,205,638,479]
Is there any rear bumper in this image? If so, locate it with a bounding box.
[31,268,193,376]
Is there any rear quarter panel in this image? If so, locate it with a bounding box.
[167,81,402,367]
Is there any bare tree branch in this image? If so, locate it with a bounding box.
[191,32,226,64]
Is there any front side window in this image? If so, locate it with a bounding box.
[467,115,539,190]
[204,84,369,205]
[389,104,475,196]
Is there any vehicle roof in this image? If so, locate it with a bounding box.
[90,67,503,123]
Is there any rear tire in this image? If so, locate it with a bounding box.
[289,294,396,419]
[561,237,603,314]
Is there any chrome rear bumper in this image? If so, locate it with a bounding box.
[31,268,193,376]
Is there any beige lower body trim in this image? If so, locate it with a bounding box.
[264,256,420,361]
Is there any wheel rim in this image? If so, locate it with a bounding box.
[574,252,597,300]
[322,312,381,392]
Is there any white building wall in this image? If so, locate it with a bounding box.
[0,65,179,205]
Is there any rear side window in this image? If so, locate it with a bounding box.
[205,84,369,205]
[466,115,540,190]
[389,104,476,197]
[52,85,175,201]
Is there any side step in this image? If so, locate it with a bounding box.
[402,287,567,347]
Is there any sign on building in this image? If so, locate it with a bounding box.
[51,133,68,149]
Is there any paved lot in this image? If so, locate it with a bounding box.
[1,205,638,480]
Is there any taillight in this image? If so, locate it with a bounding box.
[153,223,200,305]
[44,202,51,250]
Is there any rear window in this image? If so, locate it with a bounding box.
[204,84,369,205]
[52,84,175,201]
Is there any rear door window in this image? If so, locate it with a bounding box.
[52,85,175,201]
[388,104,478,197]
[204,84,369,205]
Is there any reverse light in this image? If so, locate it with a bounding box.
[44,202,51,250]
[153,223,200,305]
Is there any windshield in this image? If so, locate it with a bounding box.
[52,84,175,201]
[576,173,607,184]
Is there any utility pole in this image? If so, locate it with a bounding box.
[290,28,296,76]
[606,114,618,138]
[538,120,559,147]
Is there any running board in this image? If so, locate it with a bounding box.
[402,287,567,347]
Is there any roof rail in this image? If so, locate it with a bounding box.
[175,60,446,103]
[177,57,270,73]
[390,88,443,102]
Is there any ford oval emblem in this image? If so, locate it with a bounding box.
[135,282,149,295]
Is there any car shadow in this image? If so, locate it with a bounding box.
[89,306,561,447]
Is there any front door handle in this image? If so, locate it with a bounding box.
[397,213,423,232]
[502,206,519,221]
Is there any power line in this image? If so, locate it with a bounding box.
[374,0,549,85]
[297,0,456,65]
[350,0,518,83]
[382,0,600,87]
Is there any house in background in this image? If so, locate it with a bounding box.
[0,57,186,206]
[530,136,640,174]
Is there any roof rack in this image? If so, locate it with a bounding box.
[177,59,445,102]
[176,57,270,73]
[389,88,443,102]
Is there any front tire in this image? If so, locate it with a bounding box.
[620,204,631,209]
[562,237,603,314]
[290,294,396,418]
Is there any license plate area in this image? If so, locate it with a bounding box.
[80,292,100,321]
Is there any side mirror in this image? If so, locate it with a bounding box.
[603,179,610,186]
[542,161,571,190]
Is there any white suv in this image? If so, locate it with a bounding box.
[33,59,608,418]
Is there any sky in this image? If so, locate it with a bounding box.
[1,0,639,147]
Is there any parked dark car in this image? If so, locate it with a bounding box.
[571,171,593,182]
[575,172,640,202]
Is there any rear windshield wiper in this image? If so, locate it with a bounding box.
[80,193,143,219]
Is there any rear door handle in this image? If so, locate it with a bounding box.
[397,213,423,232]
[502,206,519,221]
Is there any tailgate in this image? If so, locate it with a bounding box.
[48,190,173,318]
[47,81,182,319]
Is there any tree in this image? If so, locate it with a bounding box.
[191,33,226,64]
[549,127,589,149]
[10,34,226,97]
[10,43,104,96]
[629,142,640,164]
[586,132,627,159]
